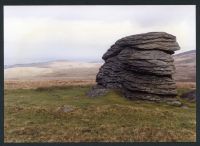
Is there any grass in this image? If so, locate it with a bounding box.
[4,85,196,142]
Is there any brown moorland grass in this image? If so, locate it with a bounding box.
[176,82,196,89]
[5,79,196,90]
[4,79,96,89]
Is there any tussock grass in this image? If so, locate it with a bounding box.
[4,85,196,142]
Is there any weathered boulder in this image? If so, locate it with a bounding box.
[91,32,180,102]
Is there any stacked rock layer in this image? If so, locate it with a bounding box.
[96,32,180,101]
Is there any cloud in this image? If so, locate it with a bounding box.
[4,5,196,65]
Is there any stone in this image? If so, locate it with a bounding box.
[87,85,109,97]
[103,32,180,60]
[115,32,180,52]
[117,49,175,75]
[121,71,177,95]
[89,32,180,102]
[181,105,189,109]
[55,105,75,113]
[166,100,182,107]
[180,89,196,101]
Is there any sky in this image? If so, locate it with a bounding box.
[4,5,196,65]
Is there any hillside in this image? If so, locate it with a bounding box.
[4,60,102,80]
[174,50,196,82]
[4,50,196,82]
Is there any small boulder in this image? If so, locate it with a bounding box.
[180,89,196,101]
[55,105,75,113]
[167,100,182,107]
[87,85,109,97]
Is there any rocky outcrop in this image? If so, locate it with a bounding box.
[92,32,180,102]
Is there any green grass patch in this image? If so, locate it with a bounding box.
[4,86,196,142]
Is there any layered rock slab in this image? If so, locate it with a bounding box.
[102,32,180,60]
[91,32,180,102]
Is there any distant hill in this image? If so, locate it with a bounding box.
[4,62,50,69]
[4,50,196,82]
[4,60,71,69]
[174,50,196,82]
[4,59,104,69]
[4,60,102,80]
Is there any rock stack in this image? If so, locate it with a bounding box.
[92,32,180,102]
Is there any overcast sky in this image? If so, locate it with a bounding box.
[4,5,196,65]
